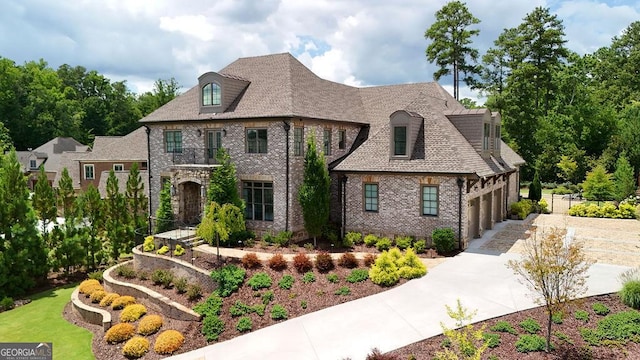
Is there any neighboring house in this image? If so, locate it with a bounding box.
[140,53,524,248]
[53,127,149,198]
[16,137,89,190]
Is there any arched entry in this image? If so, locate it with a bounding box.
[180,181,202,225]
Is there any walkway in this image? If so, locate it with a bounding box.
[170,219,630,360]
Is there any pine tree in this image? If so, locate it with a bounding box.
[53,168,83,274]
[298,135,330,245]
[582,164,614,201]
[32,166,57,237]
[613,154,636,202]
[126,162,149,242]
[105,170,131,262]
[155,181,174,233]
[78,184,105,269]
[207,148,243,209]
[57,168,76,218]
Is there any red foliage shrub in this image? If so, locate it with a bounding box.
[241,252,262,269]
[338,252,359,268]
[268,253,287,271]
[315,251,335,273]
[363,253,377,267]
[293,253,313,273]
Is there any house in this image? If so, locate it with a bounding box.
[53,127,149,198]
[15,137,89,190]
[140,53,524,247]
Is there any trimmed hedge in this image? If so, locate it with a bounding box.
[122,336,149,358]
[154,329,185,354]
[105,323,136,343]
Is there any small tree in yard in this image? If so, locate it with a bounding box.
[613,154,636,202]
[507,227,592,352]
[435,299,489,360]
[528,168,542,201]
[298,135,330,247]
[32,166,57,238]
[582,164,614,202]
[208,148,243,209]
[155,181,174,233]
[197,202,245,260]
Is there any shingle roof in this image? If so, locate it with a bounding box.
[86,127,147,161]
[97,170,149,198]
[53,151,91,189]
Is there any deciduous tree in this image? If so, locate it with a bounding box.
[197,202,245,260]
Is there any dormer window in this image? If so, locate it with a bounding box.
[393,126,407,156]
[202,83,221,106]
[494,124,501,153]
[483,123,490,151]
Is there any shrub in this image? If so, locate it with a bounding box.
[274,230,293,246]
[365,348,400,360]
[315,251,334,272]
[186,284,202,301]
[201,315,225,342]
[88,270,103,281]
[519,317,541,334]
[122,336,149,358]
[334,286,351,295]
[344,231,362,247]
[338,252,359,268]
[346,269,369,283]
[268,253,288,271]
[515,334,550,353]
[104,323,135,343]
[375,237,392,252]
[293,252,313,273]
[151,269,174,288]
[326,273,339,283]
[553,330,573,344]
[111,295,136,310]
[173,277,188,294]
[261,290,274,305]
[99,293,120,307]
[363,234,379,247]
[247,272,273,290]
[0,297,14,311]
[575,310,589,322]
[78,279,100,294]
[432,228,456,254]
[278,274,295,290]
[593,302,610,316]
[143,235,155,252]
[363,253,377,267]
[236,316,253,332]
[395,236,413,250]
[154,329,185,354]
[369,251,400,286]
[552,311,564,324]
[229,301,252,317]
[156,245,169,255]
[137,271,149,281]
[137,314,163,335]
[580,310,640,346]
[397,248,427,279]
[253,304,266,316]
[413,239,427,253]
[241,252,262,269]
[116,264,136,279]
[90,290,106,303]
[301,300,307,309]
[210,264,246,297]
[511,199,534,219]
[120,304,147,322]
[483,333,501,348]
[79,281,103,297]
[271,304,288,320]
[490,321,517,334]
[173,244,186,256]
[620,280,640,309]
[193,293,223,317]
[302,272,316,284]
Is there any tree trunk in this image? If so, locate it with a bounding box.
[546,311,553,352]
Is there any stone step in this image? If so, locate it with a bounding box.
[181,236,204,248]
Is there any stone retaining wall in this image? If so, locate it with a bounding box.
[132,246,217,293]
[103,261,201,321]
[71,288,112,332]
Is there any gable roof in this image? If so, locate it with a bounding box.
[85,127,148,161]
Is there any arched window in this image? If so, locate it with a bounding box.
[202,82,221,106]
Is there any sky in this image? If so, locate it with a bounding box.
[1,0,638,103]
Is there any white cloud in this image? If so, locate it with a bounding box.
[159,15,217,42]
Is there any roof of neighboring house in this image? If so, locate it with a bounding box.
[53,151,92,189]
[97,170,149,198]
[16,137,89,173]
[85,127,148,161]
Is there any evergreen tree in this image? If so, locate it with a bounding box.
[105,170,131,262]
[52,167,84,274]
[32,166,57,237]
[0,150,48,298]
[582,164,614,201]
[298,135,330,245]
[207,148,243,209]
[126,162,149,242]
[155,181,174,233]
[613,154,636,202]
[424,1,481,100]
[78,184,105,269]
[528,169,542,201]
[57,168,76,218]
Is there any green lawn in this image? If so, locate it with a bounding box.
[0,284,95,360]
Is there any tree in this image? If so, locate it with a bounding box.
[197,202,245,260]
[582,164,614,201]
[528,168,542,201]
[136,78,181,116]
[298,135,330,246]
[424,1,481,100]
[57,168,76,217]
[556,155,579,185]
[104,170,131,262]
[207,148,243,209]
[613,154,636,202]
[155,181,174,233]
[78,184,105,269]
[508,227,592,352]
[436,299,489,360]
[126,162,149,242]
[32,166,57,237]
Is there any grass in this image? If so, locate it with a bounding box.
[0,284,95,360]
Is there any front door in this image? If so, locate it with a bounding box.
[207,130,223,164]
[181,182,202,225]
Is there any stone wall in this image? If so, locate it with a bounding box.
[71,288,112,331]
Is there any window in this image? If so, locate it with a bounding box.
[202,83,221,106]
[29,159,37,170]
[364,183,378,212]
[323,129,331,155]
[338,130,346,150]
[84,164,95,180]
[140,161,148,170]
[113,164,124,171]
[483,123,490,151]
[242,182,273,221]
[165,130,182,153]
[422,186,438,216]
[246,129,268,153]
[494,125,501,152]
[293,127,304,156]
[393,126,407,156]
[207,130,223,161]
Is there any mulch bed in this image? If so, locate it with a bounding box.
[388,293,640,360]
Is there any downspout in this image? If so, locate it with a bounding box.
[144,125,152,235]
[282,120,291,232]
[456,177,465,250]
[341,175,348,239]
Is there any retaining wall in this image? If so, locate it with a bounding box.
[71,288,112,332]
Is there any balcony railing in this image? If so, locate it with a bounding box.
[169,148,218,165]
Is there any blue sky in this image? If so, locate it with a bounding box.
[1,0,638,102]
